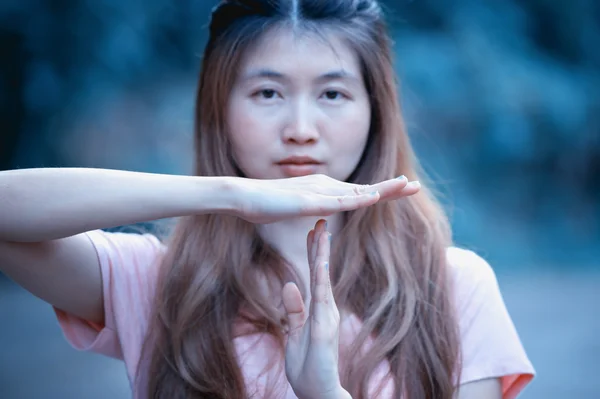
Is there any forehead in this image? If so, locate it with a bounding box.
[239,27,362,79]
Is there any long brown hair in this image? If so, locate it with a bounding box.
[140,0,461,398]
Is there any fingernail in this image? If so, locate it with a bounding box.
[328,232,332,241]
[396,175,406,180]
[324,262,329,270]
[370,191,378,196]
[324,220,328,229]
[408,181,421,189]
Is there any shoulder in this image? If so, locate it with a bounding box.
[444,246,508,334]
[84,229,168,309]
[446,246,496,279]
[86,229,167,268]
[445,246,500,302]
[445,247,536,394]
[53,230,168,365]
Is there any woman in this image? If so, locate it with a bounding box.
[0,0,535,398]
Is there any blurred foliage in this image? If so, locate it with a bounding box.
[0,0,598,268]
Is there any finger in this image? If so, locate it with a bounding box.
[337,191,381,211]
[346,175,406,195]
[349,183,373,195]
[312,229,331,306]
[306,228,317,299]
[328,192,382,212]
[381,180,421,201]
[310,220,326,293]
[400,180,421,196]
[299,191,381,217]
[366,176,411,200]
[306,228,315,269]
[312,220,326,261]
[312,232,338,331]
[282,282,306,340]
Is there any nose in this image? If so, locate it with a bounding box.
[281,98,319,144]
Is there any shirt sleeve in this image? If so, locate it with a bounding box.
[53,229,164,369]
[448,247,535,399]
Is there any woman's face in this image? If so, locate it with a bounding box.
[227,28,371,181]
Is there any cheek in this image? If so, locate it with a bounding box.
[227,99,280,178]
[332,106,370,157]
[326,105,370,181]
[228,101,270,154]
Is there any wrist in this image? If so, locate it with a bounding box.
[189,175,241,215]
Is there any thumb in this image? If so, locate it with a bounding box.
[282,282,306,338]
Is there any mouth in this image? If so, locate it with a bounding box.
[276,156,322,165]
[276,156,323,177]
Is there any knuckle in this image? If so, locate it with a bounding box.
[352,184,368,195]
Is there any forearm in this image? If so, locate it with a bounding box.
[0,167,237,242]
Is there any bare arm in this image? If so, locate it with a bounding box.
[0,167,237,324]
[0,167,237,242]
[0,168,411,327]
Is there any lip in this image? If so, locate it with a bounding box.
[276,156,323,177]
[276,156,322,165]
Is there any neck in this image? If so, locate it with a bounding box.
[256,214,344,315]
[257,214,343,270]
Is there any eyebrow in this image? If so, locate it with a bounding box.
[241,68,361,84]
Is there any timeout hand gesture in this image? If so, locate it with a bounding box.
[282,220,350,399]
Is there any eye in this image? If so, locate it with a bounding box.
[254,89,280,100]
[322,90,346,101]
[261,89,276,98]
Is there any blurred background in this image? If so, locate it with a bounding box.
[0,0,598,398]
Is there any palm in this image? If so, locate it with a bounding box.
[282,220,343,398]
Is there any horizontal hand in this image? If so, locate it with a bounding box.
[234,174,419,224]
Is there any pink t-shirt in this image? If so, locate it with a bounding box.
[54,230,535,398]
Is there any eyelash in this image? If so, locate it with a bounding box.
[254,89,280,99]
[251,89,349,101]
[322,90,347,100]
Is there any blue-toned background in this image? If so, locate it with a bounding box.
[1,1,598,398]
